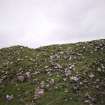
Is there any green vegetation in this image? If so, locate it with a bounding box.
[0,39,105,105]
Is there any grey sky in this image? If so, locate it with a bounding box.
[0,0,105,48]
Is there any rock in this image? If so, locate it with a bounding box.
[101,64,105,69]
[69,56,72,60]
[79,81,83,85]
[49,79,55,85]
[25,72,31,79]
[64,68,71,76]
[56,63,62,69]
[89,73,95,78]
[47,71,52,77]
[44,65,49,69]
[17,75,25,82]
[34,87,45,99]
[6,94,14,101]
[40,81,45,88]
[33,71,40,75]
[52,63,62,69]
[97,68,102,72]
[69,64,75,70]
[70,76,79,81]
[50,54,60,61]
[84,99,90,104]
[63,78,67,81]
[46,84,50,88]
[83,46,86,49]
[59,51,64,54]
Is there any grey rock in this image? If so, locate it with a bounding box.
[34,87,44,99]
[6,94,14,101]
[17,75,25,82]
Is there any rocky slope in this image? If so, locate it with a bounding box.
[0,39,105,105]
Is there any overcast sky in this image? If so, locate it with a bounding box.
[0,0,105,48]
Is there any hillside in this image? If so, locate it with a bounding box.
[0,39,105,105]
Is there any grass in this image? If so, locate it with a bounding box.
[0,39,105,105]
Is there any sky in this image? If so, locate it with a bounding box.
[0,0,105,48]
